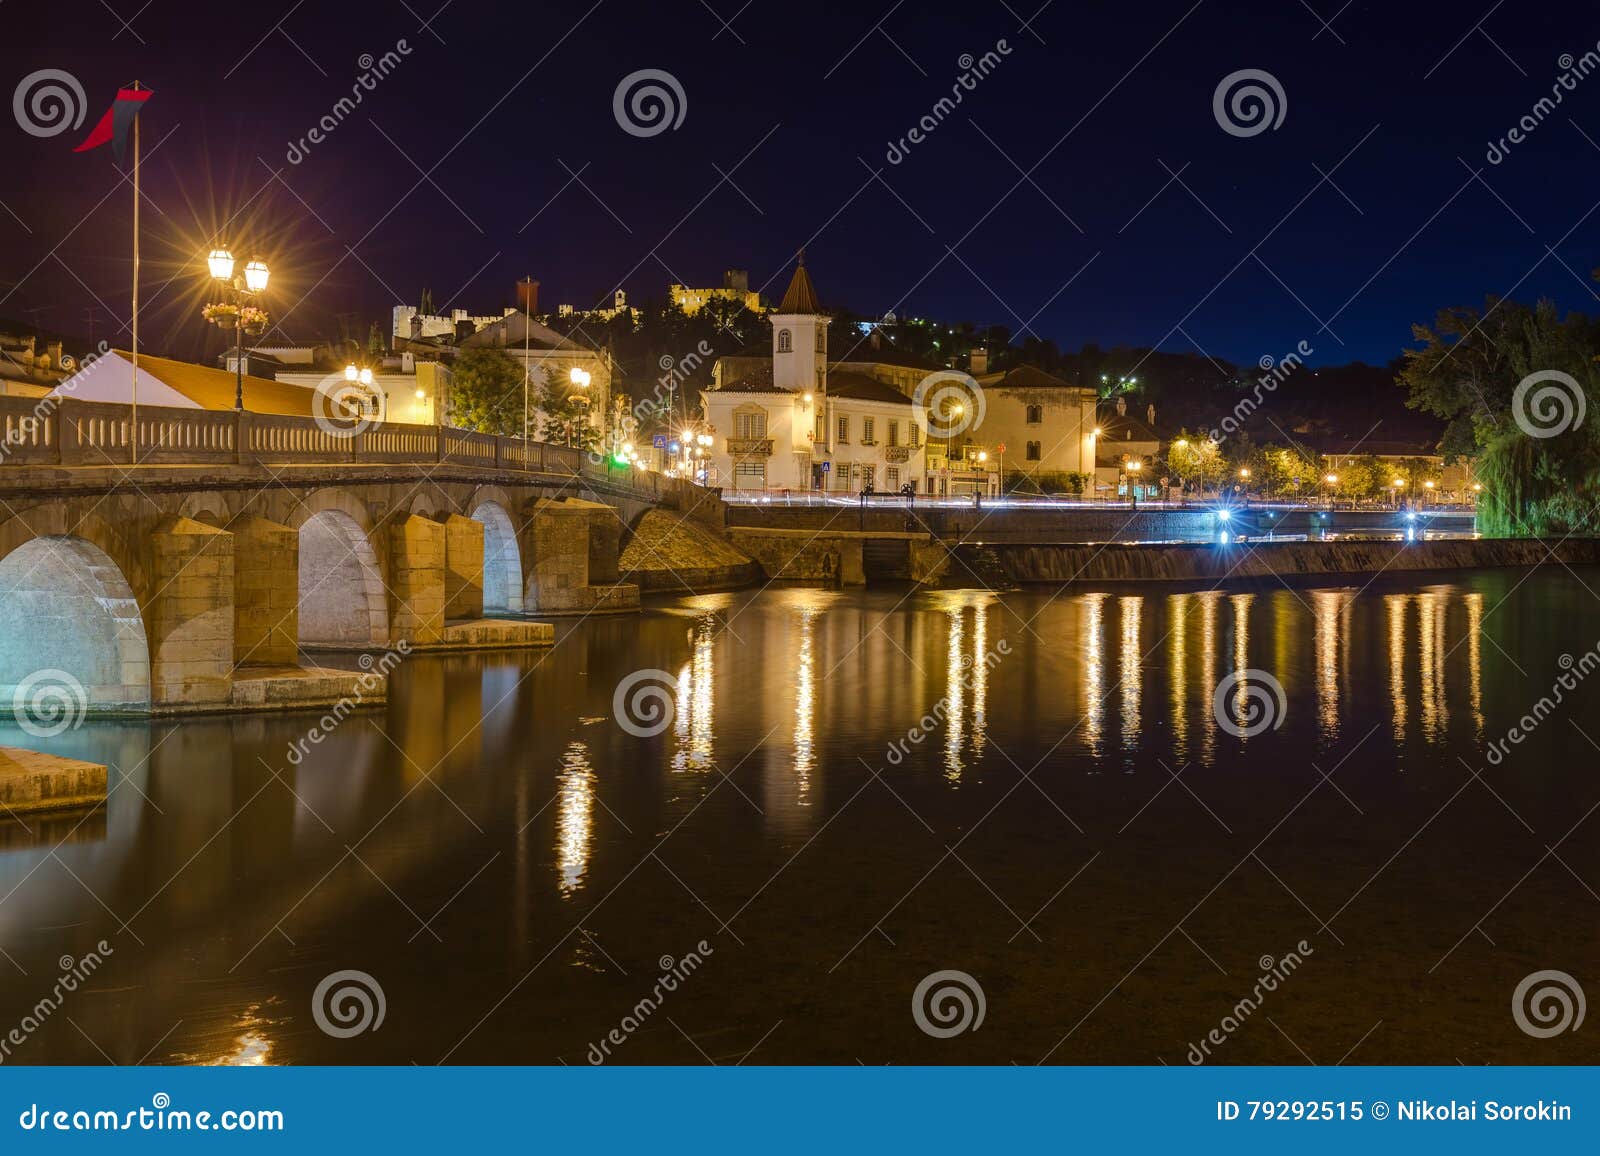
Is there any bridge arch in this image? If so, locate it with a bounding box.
[470,499,523,614]
[296,509,389,648]
[0,535,151,713]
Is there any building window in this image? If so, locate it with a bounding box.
[862,417,875,444]
[733,460,766,489]
[909,424,920,448]
[777,329,792,353]
[1026,404,1043,424]
[888,420,900,447]
[863,465,876,490]
[836,415,849,442]
[734,409,767,439]
[887,467,900,489]
[816,329,826,352]
[1026,441,1042,461]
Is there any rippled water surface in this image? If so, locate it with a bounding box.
[2,569,1596,1065]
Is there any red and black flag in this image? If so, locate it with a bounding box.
[74,85,152,164]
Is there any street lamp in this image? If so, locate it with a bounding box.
[204,246,270,411]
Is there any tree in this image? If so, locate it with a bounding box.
[449,348,526,436]
[1166,431,1226,494]
[534,362,600,451]
[1399,296,1600,534]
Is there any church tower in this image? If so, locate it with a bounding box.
[770,254,829,446]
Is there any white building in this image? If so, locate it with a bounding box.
[702,259,926,492]
[967,353,1099,491]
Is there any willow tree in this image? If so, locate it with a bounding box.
[1397,297,1600,536]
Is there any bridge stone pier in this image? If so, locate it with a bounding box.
[0,396,678,716]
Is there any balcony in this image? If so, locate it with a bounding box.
[885,445,911,463]
[727,437,774,457]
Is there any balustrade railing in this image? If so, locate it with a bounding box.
[0,394,674,503]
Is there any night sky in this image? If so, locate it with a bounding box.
[5,0,1600,367]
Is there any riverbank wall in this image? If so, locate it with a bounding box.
[971,536,1600,585]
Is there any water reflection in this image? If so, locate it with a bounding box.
[1466,591,1485,739]
[1169,593,1190,763]
[674,614,716,772]
[555,740,595,896]
[1119,596,1142,759]
[1312,590,1345,744]
[1228,593,1254,741]
[1083,593,1108,760]
[1198,592,1220,765]
[1388,595,1408,745]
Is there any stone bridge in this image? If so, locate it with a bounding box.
[0,394,694,716]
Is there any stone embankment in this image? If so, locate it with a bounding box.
[621,510,762,593]
[972,537,1600,585]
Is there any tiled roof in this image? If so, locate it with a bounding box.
[1096,409,1159,443]
[977,364,1078,390]
[710,378,794,394]
[777,258,821,314]
[827,370,913,405]
[115,350,318,416]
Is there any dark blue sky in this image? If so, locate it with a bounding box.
[5,0,1600,367]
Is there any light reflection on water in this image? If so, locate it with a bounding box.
[0,575,1544,1065]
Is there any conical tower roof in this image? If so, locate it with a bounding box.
[776,252,821,314]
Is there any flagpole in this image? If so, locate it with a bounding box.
[130,79,140,462]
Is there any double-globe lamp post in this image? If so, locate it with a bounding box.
[206,248,269,412]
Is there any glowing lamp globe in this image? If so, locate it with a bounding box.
[208,248,235,281]
[243,258,269,292]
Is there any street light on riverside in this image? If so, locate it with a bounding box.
[203,247,270,411]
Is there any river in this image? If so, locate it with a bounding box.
[0,568,1595,1065]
